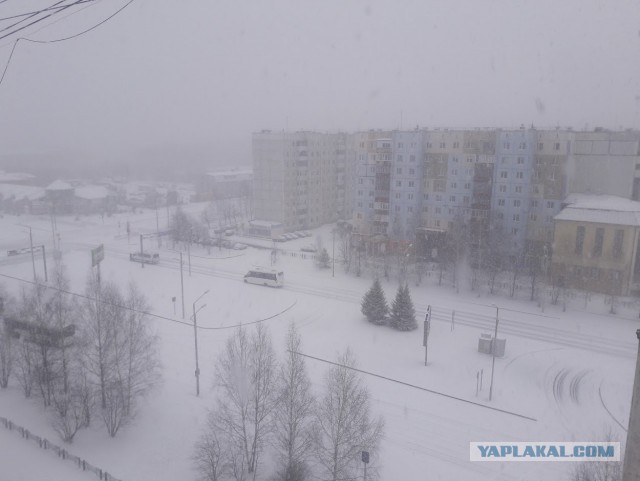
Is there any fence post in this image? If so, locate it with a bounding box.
[100,469,103,480]
[82,460,86,471]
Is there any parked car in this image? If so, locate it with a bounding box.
[273,236,287,243]
[300,245,317,253]
[224,229,235,236]
[302,231,312,237]
[232,243,248,250]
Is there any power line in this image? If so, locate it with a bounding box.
[0,0,134,87]
[290,350,538,422]
[0,272,297,331]
[0,0,84,40]
[0,0,98,23]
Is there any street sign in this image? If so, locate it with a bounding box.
[91,244,104,267]
[361,451,369,463]
[423,305,431,346]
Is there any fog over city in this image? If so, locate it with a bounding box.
[3,2,640,481]
[1,0,639,175]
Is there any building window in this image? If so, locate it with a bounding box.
[450,195,456,202]
[397,155,403,162]
[591,267,600,279]
[538,142,543,150]
[440,142,446,148]
[408,206,413,213]
[409,168,415,175]
[409,155,416,162]
[513,199,521,207]
[395,206,401,212]
[409,181,415,187]
[515,185,522,193]
[453,141,460,148]
[613,229,624,258]
[512,227,518,235]
[503,142,510,150]
[517,157,524,164]
[554,142,561,151]
[368,202,373,209]
[575,226,585,255]
[547,201,555,209]
[358,190,363,196]
[593,228,604,257]
[395,193,401,199]
[500,171,508,179]
[513,214,520,221]
[358,178,363,184]
[408,193,414,200]
[516,171,524,179]
[396,181,402,187]
[498,199,505,206]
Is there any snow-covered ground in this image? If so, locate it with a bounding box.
[0,205,636,480]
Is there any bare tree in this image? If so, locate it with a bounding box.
[0,323,12,389]
[313,349,384,481]
[79,275,160,437]
[273,324,315,481]
[214,324,278,479]
[193,410,229,481]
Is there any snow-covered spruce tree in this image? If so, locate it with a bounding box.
[316,248,330,269]
[389,284,417,331]
[361,279,388,325]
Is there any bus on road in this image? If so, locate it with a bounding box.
[243,267,284,287]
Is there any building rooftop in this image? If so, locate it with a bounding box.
[555,194,640,226]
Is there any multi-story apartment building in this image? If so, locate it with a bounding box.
[491,129,536,256]
[252,131,351,231]
[568,130,640,200]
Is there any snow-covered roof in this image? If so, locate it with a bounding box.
[555,194,640,226]
[206,169,253,182]
[0,183,45,200]
[75,185,110,200]
[0,171,35,183]
[46,180,73,191]
[250,220,283,227]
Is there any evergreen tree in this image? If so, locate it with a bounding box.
[361,279,389,325]
[390,284,418,331]
[317,248,331,269]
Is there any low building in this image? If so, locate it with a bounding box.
[551,194,640,296]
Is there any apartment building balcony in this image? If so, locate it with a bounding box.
[375,164,391,175]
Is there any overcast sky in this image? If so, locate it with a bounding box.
[0,0,639,167]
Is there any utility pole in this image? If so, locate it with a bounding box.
[139,234,144,268]
[28,226,36,282]
[180,252,185,319]
[41,245,47,282]
[489,305,499,401]
[192,290,209,397]
[332,229,335,277]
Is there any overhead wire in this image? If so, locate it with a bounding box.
[0,272,297,331]
[0,0,85,40]
[0,0,97,23]
[290,350,538,422]
[0,0,134,87]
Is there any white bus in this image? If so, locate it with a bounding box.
[243,267,284,287]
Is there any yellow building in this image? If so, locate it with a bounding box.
[551,195,640,296]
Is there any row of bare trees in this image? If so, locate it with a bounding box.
[194,324,384,481]
[0,265,160,442]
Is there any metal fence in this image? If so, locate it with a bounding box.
[0,416,124,481]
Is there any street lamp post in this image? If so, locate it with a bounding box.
[489,304,499,401]
[192,290,209,397]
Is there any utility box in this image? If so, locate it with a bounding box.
[478,333,506,357]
